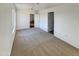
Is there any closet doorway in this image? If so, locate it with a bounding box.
[48,12,54,34]
[30,14,34,28]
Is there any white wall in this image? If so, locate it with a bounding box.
[16,10,35,30]
[54,4,79,49]
[39,11,48,32]
[35,14,40,28]
[39,4,79,49]
[16,10,30,30]
[0,4,16,56]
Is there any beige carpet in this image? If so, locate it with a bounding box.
[11,28,79,56]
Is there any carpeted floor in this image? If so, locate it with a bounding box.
[11,28,79,56]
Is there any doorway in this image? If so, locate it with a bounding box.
[30,14,34,28]
[48,12,54,34]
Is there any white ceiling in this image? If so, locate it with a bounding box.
[15,3,63,11]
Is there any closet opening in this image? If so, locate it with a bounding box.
[30,14,34,28]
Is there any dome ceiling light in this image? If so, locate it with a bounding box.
[30,3,40,14]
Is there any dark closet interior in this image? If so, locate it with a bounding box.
[30,14,34,28]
